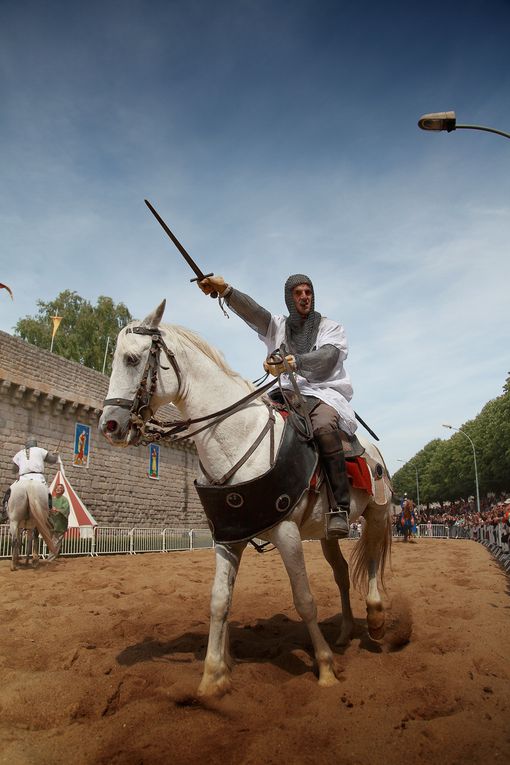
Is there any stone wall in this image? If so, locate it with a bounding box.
[0,330,206,528]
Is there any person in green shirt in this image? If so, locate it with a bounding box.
[48,483,70,560]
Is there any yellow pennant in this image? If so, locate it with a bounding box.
[51,316,63,339]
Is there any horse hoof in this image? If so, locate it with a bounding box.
[368,623,386,641]
[317,663,339,687]
[367,601,385,641]
[197,673,232,698]
[318,672,339,688]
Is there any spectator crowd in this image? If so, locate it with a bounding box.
[395,492,510,541]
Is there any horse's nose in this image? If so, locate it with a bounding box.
[105,419,119,434]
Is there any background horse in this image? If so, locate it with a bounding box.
[7,481,56,571]
[100,301,393,697]
[400,498,417,542]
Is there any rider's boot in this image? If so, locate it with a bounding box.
[315,430,351,539]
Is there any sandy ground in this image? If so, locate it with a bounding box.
[0,538,509,765]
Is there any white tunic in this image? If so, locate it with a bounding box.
[260,315,357,435]
[13,447,49,481]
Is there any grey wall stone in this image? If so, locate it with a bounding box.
[0,330,207,528]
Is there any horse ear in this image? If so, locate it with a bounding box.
[141,300,166,328]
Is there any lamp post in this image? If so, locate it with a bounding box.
[442,424,481,515]
[102,336,111,375]
[398,459,420,510]
[418,111,510,140]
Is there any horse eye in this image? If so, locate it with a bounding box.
[125,353,140,367]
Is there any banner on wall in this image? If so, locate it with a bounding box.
[148,443,160,479]
[73,423,90,467]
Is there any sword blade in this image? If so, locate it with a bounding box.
[354,412,379,441]
[144,199,206,281]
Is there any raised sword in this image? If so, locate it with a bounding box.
[144,199,218,298]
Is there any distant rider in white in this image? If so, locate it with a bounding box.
[1,437,59,519]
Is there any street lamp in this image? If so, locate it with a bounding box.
[418,111,510,140]
[442,424,481,515]
[397,459,420,510]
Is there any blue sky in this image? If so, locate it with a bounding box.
[1,0,509,476]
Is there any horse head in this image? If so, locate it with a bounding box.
[99,300,181,447]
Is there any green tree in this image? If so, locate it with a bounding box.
[394,373,510,503]
[14,291,132,375]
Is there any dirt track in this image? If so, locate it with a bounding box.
[0,539,509,765]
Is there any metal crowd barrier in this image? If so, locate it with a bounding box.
[418,524,450,538]
[471,522,510,572]
[1,522,508,570]
[392,523,449,539]
[0,525,214,560]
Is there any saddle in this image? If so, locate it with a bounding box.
[195,397,393,544]
[195,418,318,544]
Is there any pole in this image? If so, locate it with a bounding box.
[463,432,482,516]
[413,465,420,510]
[455,124,510,140]
[102,337,110,375]
[446,426,481,515]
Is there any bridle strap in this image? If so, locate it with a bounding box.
[102,325,280,474]
[141,376,277,443]
[103,326,182,414]
[103,397,134,409]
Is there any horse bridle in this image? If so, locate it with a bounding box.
[103,326,183,429]
[103,324,279,447]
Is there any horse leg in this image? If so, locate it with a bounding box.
[271,521,337,687]
[32,529,40,567]
[198,542,246,698]
[25,530,32,567]
[366,557,385,641]
[363,508,390,641]
[351,505,391,641]
[10,523,20,572]
[320,538,354,646]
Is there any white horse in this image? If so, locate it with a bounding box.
[7,480,56,571]
[99,301,392,697]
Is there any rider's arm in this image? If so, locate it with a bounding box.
[223,287,271,336]
[44,453,59,464]
[198,275,271,335]
[294,319,348,382]
[294,344,340,382]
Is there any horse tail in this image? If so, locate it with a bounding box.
[350,504,392,592]
[25,483,57,555]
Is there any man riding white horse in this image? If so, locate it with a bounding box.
[2,437,59,518]
[198,273,355,539]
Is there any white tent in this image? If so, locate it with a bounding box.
[49,459,97,539]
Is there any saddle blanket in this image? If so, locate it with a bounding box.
[310,456,373,496]
[346,457,373,493]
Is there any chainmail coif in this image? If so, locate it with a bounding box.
[284,274,322,355]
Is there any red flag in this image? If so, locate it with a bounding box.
[0,283,13,300]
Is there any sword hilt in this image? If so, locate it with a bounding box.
[190,273,218,299]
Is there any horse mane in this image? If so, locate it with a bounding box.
[170,325,254,390]
[119,321,255,392]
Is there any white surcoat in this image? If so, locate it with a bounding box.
[13,447,49,483]
[260,315,357,435]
